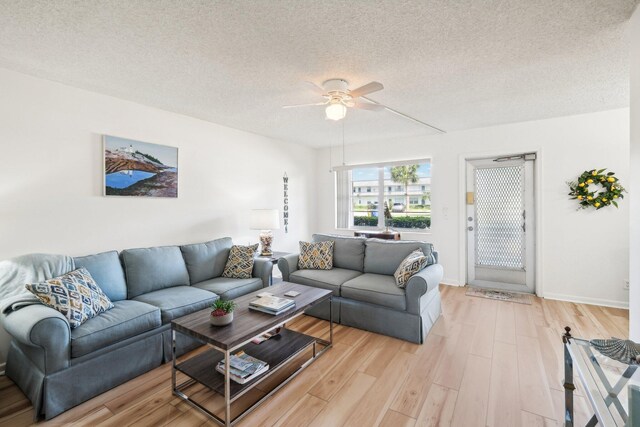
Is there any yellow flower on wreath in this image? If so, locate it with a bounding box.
[579,183,585,187]
[577,195,583,200]
[607,177,615,183]
[587,196,593,200]
[602,198,608,202]
[594,202,601,207]
[586,179,594,184]
[592,171,597,176]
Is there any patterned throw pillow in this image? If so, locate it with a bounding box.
[222,244,259,279]
[394,249,428,288]
[298,241,334,270]
[25,267,114,329]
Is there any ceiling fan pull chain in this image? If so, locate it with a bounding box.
[342,119,346,166]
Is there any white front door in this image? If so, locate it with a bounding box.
[466,155,535,293]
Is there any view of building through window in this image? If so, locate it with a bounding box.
[349,161,431,230]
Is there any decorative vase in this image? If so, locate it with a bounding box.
[210,312,233,326]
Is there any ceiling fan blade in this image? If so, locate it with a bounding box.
[349,81,384,98]
[361,96,446,133]
[282,102,327,109]
[353,102,385,111]
[304,81,326,95]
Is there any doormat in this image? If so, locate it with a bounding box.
[465,287,532,305]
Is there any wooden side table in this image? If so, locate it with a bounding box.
[257,251,290,264]
[257,251,290,285]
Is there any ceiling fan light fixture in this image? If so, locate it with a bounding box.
[325,103,347,121]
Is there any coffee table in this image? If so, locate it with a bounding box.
[563,327,640,426]
[171,282,333,427]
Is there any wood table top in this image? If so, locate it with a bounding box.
[172,282,332,350]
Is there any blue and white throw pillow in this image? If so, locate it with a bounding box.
[25,267,114,328]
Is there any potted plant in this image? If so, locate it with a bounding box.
[210,299,236,326]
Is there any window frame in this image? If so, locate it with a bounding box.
[335,159,432,233]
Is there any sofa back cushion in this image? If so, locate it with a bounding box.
[364,239,434,276]
[180,237,233,284]
[312,234,366,272]
[74,251,127,301]
[121,246,190,299]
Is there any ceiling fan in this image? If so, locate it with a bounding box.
[283,78,445,133]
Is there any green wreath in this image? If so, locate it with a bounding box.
[567,169,625,210]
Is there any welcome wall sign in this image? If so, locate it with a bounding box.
[283,172,289,233]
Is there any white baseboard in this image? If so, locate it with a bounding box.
[441,278,465,287]
[543,292,629,309]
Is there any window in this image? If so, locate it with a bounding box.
[336,160,431,230]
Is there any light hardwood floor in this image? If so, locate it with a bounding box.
[0,285,630,427]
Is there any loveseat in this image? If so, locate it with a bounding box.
[278,234,443,343]
[1,237,272,420]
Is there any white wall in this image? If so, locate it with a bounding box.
[0,68,317,366]
[629,6,640,341]
[316,109,630,309]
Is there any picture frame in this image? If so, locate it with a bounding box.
[103,135,178,198]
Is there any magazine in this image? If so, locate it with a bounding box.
[216,351,269,384]
[249,295,295,311]
[249,304,295,316]
[216,363,269,384]
[251,327,282,345]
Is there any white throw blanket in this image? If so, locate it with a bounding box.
[0,253,74,314]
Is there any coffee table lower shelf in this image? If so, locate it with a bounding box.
[172,328,331,426]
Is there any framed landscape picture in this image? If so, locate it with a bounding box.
[103,135,178,198]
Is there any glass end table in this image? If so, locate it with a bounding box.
[563,327,640,426]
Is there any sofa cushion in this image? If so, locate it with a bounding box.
[25,268,114,329]
[364,239,434,276]
[122,246,190,299]
[193,277,263,300]
[222,244,258,279]
[180,237,233,284]
[132,286,218,324]
[341,273,406,311]
[312,234,366,272]
[74,251,127,301]
[298,241,334,270]
[289,268,362,296]
[70,300,161,358]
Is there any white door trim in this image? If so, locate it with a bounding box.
[458,148,544,297]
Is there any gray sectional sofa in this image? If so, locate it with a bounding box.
[2,237,272,420]
[278,234,443,344]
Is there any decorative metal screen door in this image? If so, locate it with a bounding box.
[466,156,535,293]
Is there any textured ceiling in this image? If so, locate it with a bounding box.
[0,0,637,147]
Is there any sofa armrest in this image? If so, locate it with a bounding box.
[252,258,273,287]
[2,304,71,373]
[405,263,443,314]
[277,254,299,281]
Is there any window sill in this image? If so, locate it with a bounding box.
[335,227,433,235]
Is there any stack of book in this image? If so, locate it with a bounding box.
[216,351,269,384]
[249,295,295,315]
